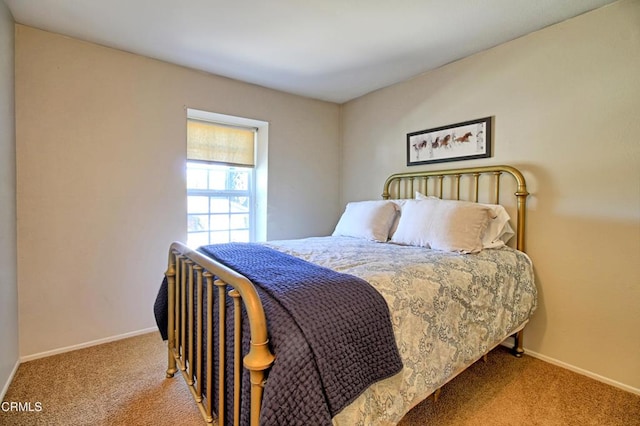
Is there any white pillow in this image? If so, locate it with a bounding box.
[388,199,408,238]
[390,199,440,247]
[414,192,433,200]
[332,200,399,242]
[414,192,514,248]
[482,204,515,248]
[391,199,492,253]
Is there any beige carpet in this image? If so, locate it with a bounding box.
[1,332,638,425]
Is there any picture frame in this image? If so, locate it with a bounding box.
[407,116,492,166]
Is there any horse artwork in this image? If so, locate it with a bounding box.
[407,117,492,166]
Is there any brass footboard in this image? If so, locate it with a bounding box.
[165,242,275,425]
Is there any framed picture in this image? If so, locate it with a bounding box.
[407,116,492,166]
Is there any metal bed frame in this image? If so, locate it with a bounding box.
[164,164,530,425]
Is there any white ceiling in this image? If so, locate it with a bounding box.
[6,0,618,103]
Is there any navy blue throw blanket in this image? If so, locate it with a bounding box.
[155,243,402,425]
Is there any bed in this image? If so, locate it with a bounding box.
[155,164,537,426]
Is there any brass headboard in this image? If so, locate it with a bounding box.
[382,165,529,252]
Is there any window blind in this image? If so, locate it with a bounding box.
[187,119,255,167]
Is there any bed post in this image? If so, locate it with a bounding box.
[165,258,178,378]
[509,167,529,357]
[243,325,276,426]
[512,330,525,358]
[512,174,529,253]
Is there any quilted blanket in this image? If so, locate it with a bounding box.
[155,243,402,425]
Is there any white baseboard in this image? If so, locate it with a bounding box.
[1,359,20,402]
[20,327,158,363]
[11,331,640,398]
[500,339,640,396]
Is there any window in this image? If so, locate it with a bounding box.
[187,162,254,247]
[186,114,258,248]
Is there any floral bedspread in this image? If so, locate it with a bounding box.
[266,236,537,426]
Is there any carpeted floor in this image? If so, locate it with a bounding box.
[1,332,639,425]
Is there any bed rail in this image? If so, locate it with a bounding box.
[382,165,529,252]
[165,242,275,425]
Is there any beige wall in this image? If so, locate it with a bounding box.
[15,25,341,357]
[342,0,640,390]
[0,0,18,396]
[12,0,639,393]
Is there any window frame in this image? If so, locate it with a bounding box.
[185,108,268,246]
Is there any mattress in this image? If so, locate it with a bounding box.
[265,236,537,425]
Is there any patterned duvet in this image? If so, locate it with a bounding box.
[266,236,537,426]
